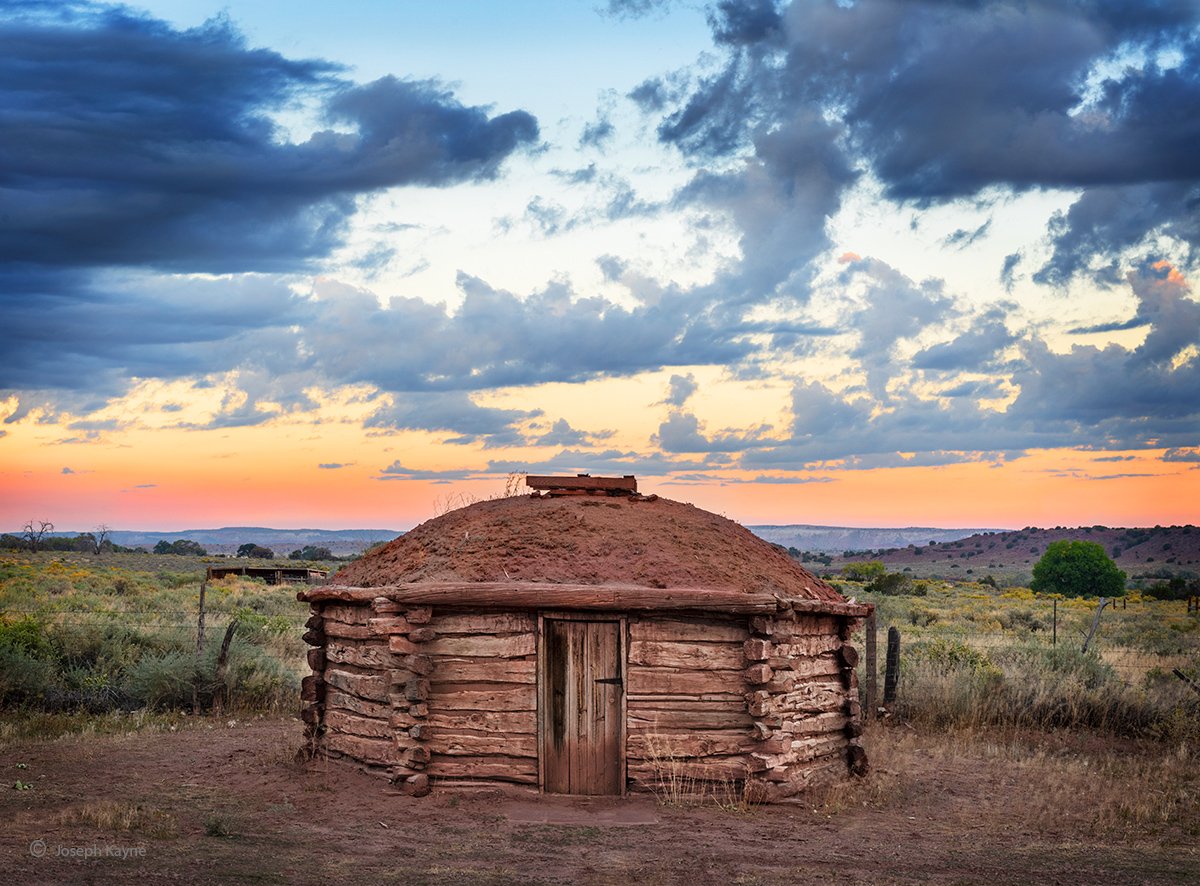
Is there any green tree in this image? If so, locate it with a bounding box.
[154,539,207,556]
[289,545,333,561]
[866,572,911,596]
[1030,540,1126,598]
[842,560,886,581]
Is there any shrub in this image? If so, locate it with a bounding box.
[843,561,886,581]
[867,572,911,596]
[1031,540,1126,598]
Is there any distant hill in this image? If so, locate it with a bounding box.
[97,526,401,556]
[748,524,1005,554]
[825,523,1200,583]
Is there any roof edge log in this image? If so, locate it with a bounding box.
[300,581,873,617]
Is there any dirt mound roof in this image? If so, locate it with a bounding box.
[329,494,844,604]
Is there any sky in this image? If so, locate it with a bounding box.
[2,0,1199,533]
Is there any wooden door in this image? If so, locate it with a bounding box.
[541,618,624,795]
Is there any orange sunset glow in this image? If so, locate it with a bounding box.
[2,1,1199,536]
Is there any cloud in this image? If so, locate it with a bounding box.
[530,419,611,448]
[722,263,1200,469]
[363,391,539,444]
[943,220,992,249]
[0,6,538,277]
[912,309,1017,373]
[318,463,354,470]
[660,373,698,407]
[375,462,477,481]
[1000,253,1021,290]
[652,411,771,454]
[486,448,705,477]
[649,0,1200,288]
[302,274,752,395]
[61,467,73,474]
[580,115,615,150]
[601,0,675,21]
[843,258,956,396]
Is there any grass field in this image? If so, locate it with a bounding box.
[0,550,312,730]
[2,549,1199,883]
[3,548,1200,746]
[840,577,1200,744]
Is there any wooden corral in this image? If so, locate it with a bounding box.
[207,565,328,585]
[297,481,872,801]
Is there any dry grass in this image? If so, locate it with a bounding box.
[58,800,179,838]
[816,723,1200,839]
[643,731,759,813]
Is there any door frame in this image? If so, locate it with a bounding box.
[536,611,627,795]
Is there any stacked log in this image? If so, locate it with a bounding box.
[300,607,327,756]
[626,616,753,791]
[423,611,538,786]
[742,613,867,799]
[300,598,434,794]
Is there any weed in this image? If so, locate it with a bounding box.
[59,801,179,838]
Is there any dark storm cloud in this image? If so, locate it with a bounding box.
[0,271,310,395]
[651,0,1200,284]
[0,2,538,274]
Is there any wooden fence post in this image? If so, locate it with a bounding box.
[192,581,206,716]
[1081,598,1110,654]
[212,618,239,716]
[864,611,877,722]
[883,626,900,709]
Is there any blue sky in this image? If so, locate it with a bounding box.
[1,0,1198,530]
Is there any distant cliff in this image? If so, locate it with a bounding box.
[749,524,1006,554]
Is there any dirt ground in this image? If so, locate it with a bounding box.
[2,716,1196,886]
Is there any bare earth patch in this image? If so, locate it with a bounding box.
[2,716,1196,885]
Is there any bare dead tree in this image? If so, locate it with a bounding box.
[92,523,112,556]
[23,519,53,553]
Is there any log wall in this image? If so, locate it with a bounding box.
[742,612,868,799]
[625,615,753,791]
[301,597,440,795]
[424,611,538,786]
[300,599,868,799]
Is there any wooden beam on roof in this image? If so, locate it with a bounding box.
[525,474,637,493]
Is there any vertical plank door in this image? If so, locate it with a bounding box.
[542,618,623,794]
